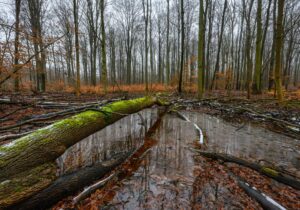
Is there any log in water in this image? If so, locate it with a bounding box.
[0,97,166,209]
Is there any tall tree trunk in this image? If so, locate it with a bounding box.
[245,0,255,99]
[274,0,284,101]
[198,0,205,99]
[269,0,277,91]
[14,0,21,92]
[143,0,149,91]
[211,0,228,90]
[178,0,184,93]
[206,0,214,90]
[100,0,108,92]
[166,0,170,85]
[73,0,80,96]
[253,0,263,94]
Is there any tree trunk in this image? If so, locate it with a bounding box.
[253,0,263,94]
[100,0,108,92]
[198,0,205,99]
[73,0,80,96]
[245,0,255,99]
[274,0,284,101]
[269,0,277,91]
[178,0,184,93]
[143,0,149,91]
[0,97,165,208]
[166,0,170,85]
[14,0,21,92]
[211,0,228,90]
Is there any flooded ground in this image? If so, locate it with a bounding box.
[182,111,300,177]
[56,108,160,175]
[54,110,300,210]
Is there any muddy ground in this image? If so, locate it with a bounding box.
[0,92,299,209]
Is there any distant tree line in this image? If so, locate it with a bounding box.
[0,0,299,100]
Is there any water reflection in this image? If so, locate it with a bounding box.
[56,108,159,175]
[105,115,197,209]
[182,111,300,174]
[101,112,299,209]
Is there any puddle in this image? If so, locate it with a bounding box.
[181,111,300,175]
[91,112,299,209]
[56,108,159,175]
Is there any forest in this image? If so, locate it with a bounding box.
[0,0,299,209]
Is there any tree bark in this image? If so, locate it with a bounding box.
[178,0,185,93]
[253,0,263,94]
[0,97,165,208]
[100,0,108,92]
[166,0,170,85]
[14,0,21,92]
[198,0,205,99]
[211,0,228,90]
[274,0,284,101]
[73,0,80,96]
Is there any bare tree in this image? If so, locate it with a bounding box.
[73,0,80,96]
[100,0,107,92]
[274,0,284,101]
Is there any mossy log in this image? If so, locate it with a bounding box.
[10,152,130,210]
[196,150,300,190]
[0,96,165,208]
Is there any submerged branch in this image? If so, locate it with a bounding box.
[192,149,300,190]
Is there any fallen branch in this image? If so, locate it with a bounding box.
[238,180,286,210]
[0,106,30,120]
[235,106,300,130]
[0,131,33,142]
[192,150,300,190]
[0,98,123,132]
[73,173,117,204]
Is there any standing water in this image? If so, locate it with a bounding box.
[55,111,299,209]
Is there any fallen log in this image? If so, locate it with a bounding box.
[193,150,300,190]
[0,98,124,132]
[9,152,130,210]
[238,180,286,210]
[0,96,166,208]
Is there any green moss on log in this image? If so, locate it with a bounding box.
[261,167,279,177]
[0,96,160,181]
[0,162,56,209]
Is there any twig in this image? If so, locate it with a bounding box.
[73,173,116,204]
[0,131,33,142]
[0,106,30,121]
[0,98,123,132]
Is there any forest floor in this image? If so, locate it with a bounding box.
[1,90,300,142]
[1,90,300,209]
